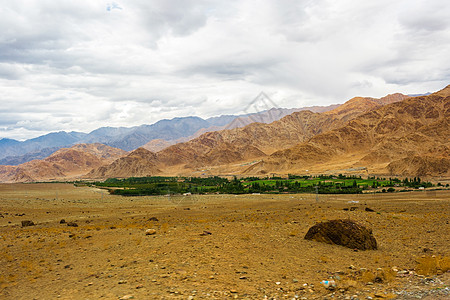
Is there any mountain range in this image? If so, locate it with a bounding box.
[0,105,336,165]
[1,86,448,183]
[87,92,413,179]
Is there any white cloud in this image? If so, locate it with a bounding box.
[0,0,449,140]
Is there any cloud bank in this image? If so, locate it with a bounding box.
[1,0,449,140]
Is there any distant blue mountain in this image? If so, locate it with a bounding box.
[0,132,86,161]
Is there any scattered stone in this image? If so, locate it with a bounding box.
[136,284,144,289]
[350,207,358,211]
[148,217,159,222]
[67,222,78,227]
[118,279,128,284]
[21,220,35,227]
[119,295,134,300]
[304,219,377,250]
[200,230,212,236]
[321,279,336,290]
[293,278,299,283]
[59,219,66,224]
[145,229,157,235]
[374,291,387,298]
[239,276,247,279]
[365,207,375,212]
[275,282,281,285]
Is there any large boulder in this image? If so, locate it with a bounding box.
[304,219,377,250]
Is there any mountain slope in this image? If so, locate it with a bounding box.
[142,105,341,152]
[86,147,160,179]
[0,144,126,182]
[245,86,449,177]
[0,147,61,166]
[155,94,408,169]
[91,93,409,179]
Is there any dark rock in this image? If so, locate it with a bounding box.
[304,219,377,250]
[21,220,35,227]
[365,207,375,212]
[200,231,212,236]
[67,222,78,227]
[148,217,159,222]
[60,219,66,224]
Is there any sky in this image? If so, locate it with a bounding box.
[1,0,449,140]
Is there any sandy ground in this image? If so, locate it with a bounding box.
[0,183,449,299]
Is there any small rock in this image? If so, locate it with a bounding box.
[275,282,281,285]
[21,220,35,227]
[148,217,159,222]
[119,295,134,300]
[136,284,144,289]
[200,230,212,236]
[293,278,299,283]
[365,207,375,212]
[239,276,247,279]
[321,280,336,290]
[145,229,157,235]
[59,219,66,224]
[67,222,78,227]
[118,279,128,284]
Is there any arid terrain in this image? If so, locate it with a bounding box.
[1,183,448,299]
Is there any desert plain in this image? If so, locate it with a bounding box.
[0,183,449,299]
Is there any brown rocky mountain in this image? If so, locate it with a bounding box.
[89,93,409,179]
[155,93,408,169]
[141,139,175,153]
[142,104,341,153]
[245,86,449,177]
[0,143,126,182]
[86,147,160,179]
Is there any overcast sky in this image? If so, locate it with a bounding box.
[1,0,449,140]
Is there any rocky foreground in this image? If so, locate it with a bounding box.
[0,183,449,299]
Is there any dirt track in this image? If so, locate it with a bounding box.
[0,183,449,299]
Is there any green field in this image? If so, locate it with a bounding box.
[92,175,434,196]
